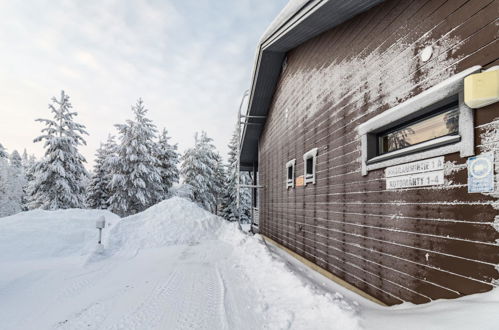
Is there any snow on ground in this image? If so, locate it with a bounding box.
[0,198,359,330]
[0,208,120,262]
[0,197,497,330]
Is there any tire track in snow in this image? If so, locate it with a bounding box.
[54,301,109,330]
[53,243,240,330]
[55,255,127,302]
[103,247,229,330]
[215,265,230,330]
[104,270,181,330]
[165,266,228,330]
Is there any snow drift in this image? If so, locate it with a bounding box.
[105,197,223,255]
[0,209,119,262]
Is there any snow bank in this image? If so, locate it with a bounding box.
[362,288,499,330]
[219,226,361,330]
[0,209,119,262]
[105,197,223,255]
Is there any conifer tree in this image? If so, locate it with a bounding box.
[6,151,25,214]
[9,150,22,168]
[180,131,221,213]
[0,148,26,216]
[108,99,163,216]
[220,128,251,222]
[86,135,117,209]
[155,128,179,198]
[0,160,9,216]
[21,151,37,211]
[0,144,9,216]
[213,153,226,215]
[30,90,88,210]
[0,143,7,158]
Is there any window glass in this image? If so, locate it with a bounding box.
[306,157,314,175]
[287,165,293,180]
[378,105,459,155]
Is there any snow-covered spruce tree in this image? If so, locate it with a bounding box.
[0,148,26,216]
[9,150,22,168]
[180,131,222,213]
[108,99,163,216]
[21,151,37,211]
[30,90,89,210]
[220,128,251,223]
[7,150,25,215]
[213,153,227,215]
[0,144,10,216]
[155,128,179,198]
[0,143,7,158]
[86,135,117,209]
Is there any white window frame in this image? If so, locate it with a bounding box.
[303,148,318,185]
[358,66,481,176]
[286,159,296,188]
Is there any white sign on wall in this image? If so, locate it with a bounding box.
[467,153,495,193]
[385,156,444,177]
[386,170,444,189]
[385,156,445,190]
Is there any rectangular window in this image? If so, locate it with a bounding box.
[357,66,479,176]
[286,159,295,188]
[303,148,318,185]
[306,158,313,175]
[377,102,459,155]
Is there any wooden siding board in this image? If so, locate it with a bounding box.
[268,1,496,150]
[270,207,499,243]
[258,0,499,305]
[285,223,499,288]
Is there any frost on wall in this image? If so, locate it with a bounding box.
[276,33,463,122]
[479,118,499,232]
[478,118,499,283]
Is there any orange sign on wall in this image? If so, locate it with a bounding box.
[295,175,304,187]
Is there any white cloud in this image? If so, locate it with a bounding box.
[0,0,287,167]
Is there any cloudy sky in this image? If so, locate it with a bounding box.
[0,0,287,167]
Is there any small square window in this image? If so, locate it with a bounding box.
[303,148,318,185]
[286,159,295,188]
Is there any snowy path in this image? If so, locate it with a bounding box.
[0,234,359,330]
[0,241,262,330]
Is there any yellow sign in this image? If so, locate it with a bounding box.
[295,175,304,187]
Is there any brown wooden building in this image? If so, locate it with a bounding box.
[239,0,499,305]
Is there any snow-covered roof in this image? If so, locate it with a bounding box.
[259,0,312,45]
[240,0,385,170]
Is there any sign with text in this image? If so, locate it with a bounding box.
[385,157,445,190]
[385,156,444,177]
[467,153,495,193]
[386,170,444,189]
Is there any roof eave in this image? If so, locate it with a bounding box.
[239,0,385,169]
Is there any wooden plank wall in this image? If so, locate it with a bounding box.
[258,0,499,305]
